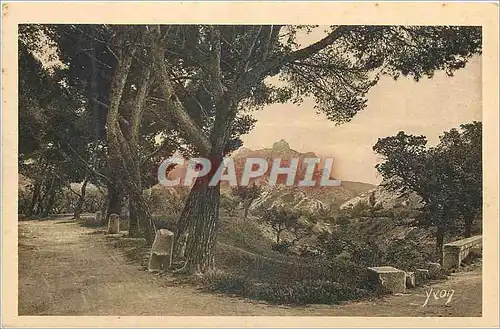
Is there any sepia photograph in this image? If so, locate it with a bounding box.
[2,1,499,328]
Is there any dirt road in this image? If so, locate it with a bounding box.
[18,218,482,316]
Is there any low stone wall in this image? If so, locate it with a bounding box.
[442,235,482,269]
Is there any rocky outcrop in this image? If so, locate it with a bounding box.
[340,183,423,211]
[250,187,329,216]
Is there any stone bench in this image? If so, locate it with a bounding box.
[368,266,406,294]
[442,235,482,269]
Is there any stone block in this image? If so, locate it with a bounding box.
[442,235,482,269]
[95,211,102,224]
[148,229,174,271]
[107,213,120,234]
[405,271,416,288]
[85,211,101,226]
[368,266,406,294]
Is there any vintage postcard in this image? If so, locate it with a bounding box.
[2,1,499,328]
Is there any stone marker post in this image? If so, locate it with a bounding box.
[148,229,175,271]
[95,211,102,226]
[107,213,120,234]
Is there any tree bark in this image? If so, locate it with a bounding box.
[181,181,221,273]
[38,176,56,217]
[105,180,122,225]
[35,176,54,216]
[41,183,57,218]
[128,200,140,238]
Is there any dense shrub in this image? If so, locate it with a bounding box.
[346,201,369,218]
[315,229,438,273]
[18,187,32,215]
[208,241,378,305]
[384,238,435,271]
[316,231,383,267]
[201,269,373,305]
[220,194,240,216]
[217,217,274,255]
[201,269,249,294]
[271,241,292,254]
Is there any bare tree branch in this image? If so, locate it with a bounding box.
[229,26,351,104]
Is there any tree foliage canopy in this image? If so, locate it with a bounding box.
[373,121,482,248]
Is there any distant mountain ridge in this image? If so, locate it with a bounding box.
[229,140,376,212]
[158,140,376,213]
[232,139,338,187]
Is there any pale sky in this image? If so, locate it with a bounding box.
[241,41,482,184]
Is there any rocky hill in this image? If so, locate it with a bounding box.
[229,140,375,213]
[340,182,423,211]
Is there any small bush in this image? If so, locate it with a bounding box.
[220,195,240,216]
[271,241,292,254]
[348,201,370,218]
[201,269,249,294]
[384,238,434,271]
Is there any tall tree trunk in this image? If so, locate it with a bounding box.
[35,177,52,216]
[39,176,56,217]
[182,181,221,273]
[128,200,140,238]
[41,185,57,218]
[26,181,41,217]
[105,33,134,227]
[105,33,154,242]
[74,179,89,220]
[105,180,122,225]
[125,182,154,243]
